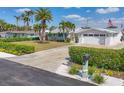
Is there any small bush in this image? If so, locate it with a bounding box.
[88,66,96,75]
[93,73,105,84]
[104,70,114,76]
[0,37,32,42]
[0,42,35,55]
[64,38,71,43]
[69,46,124,71]
[69,64,81,75]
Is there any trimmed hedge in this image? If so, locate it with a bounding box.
[69,46,124,71]
[0,42,35,55]
[0,37,32,42]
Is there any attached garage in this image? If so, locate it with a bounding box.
[75,28,122,46]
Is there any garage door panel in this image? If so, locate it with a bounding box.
[83,37,105,45]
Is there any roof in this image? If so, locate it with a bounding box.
[75,27,120,34]
[50,28,61,33]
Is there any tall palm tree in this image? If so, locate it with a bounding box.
[59,21,75,41]
[59,20,67,40]
[0,19,6,31]
[24,10,34,31]
[21,14,26,30]
[20,10,34,31]
[14,16,20,31]
[34,8,53,41]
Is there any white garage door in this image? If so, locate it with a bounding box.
[83,36,105,45]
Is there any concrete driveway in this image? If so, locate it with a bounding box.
[0,59,95,86]
[6,46,69,72]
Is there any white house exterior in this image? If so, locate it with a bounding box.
[75,28,122,46]
[0,31,39,38]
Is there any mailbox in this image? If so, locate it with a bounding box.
[82,54,90,80]
[82,54,90,65]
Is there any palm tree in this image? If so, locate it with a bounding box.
[34,8,53,41]
[0,19,6,31]
[59,20,67,40]
[14,16,20,31]
[59,21,75,41]
[33,24,41,33]
[20,14,26,30]
[20,10,34,31]
[24,10,34,31]
[49,26,57,32]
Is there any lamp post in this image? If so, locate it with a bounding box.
[82,54,90,80]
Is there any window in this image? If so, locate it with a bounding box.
[83,34,88,36]
[94,34,99,36]
[100,34,105,36]
[89,34,93,36]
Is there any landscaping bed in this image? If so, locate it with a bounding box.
[68,46,124,84]
[69,46,124,71]
[69,64,124,84]
[0,42,35,55]
[0,37,33,42]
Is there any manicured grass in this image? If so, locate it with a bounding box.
[11,41,70,52]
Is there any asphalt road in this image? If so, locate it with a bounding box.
[0,59,95,86]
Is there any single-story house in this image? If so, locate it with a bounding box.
[0,31,39,38]
[74,28,122,46]
[47,28,68,41]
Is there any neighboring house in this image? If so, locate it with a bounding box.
[47,28,67,41]
[0,31,39,38]
[74,28,122,46]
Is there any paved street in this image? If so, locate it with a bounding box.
[0,59,95,86]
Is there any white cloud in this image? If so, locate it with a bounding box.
[86,10,91,13]
[96,7,119,14]
[63,7,80,9]
[63,14,88,22]
[16,8,31,13]
[63,14,81,19]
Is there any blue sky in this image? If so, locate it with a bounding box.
[0,7,124,28]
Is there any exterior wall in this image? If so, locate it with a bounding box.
[108,32,122,46]
[77,29,122,46]
[0,33,6,38]
[5,33,37,38]
[77,30,107,45]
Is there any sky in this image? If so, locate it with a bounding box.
[0,7,124,28]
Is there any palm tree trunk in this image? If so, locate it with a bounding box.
[41,20,46,41]
[26,21,29,31]
[16,20,18,31]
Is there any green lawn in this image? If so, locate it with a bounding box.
[11,41,70,52]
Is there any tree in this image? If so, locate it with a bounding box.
[20,10,33,31]
[59,21,75,41]
[14,16,20,31]
[0,19,7,31]
[34,8,53,41]
[59,20,67,40]
[49,26,57,32]
[33,24,41,33]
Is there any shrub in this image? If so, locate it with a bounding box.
[92,73,105,84]
[69,46,124,71]
[88,66,96,75]
[69,64,81,75]
[64,38,71,43]
[104,70,114,76]
[0,42,35,55]
[0,37,32,42]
